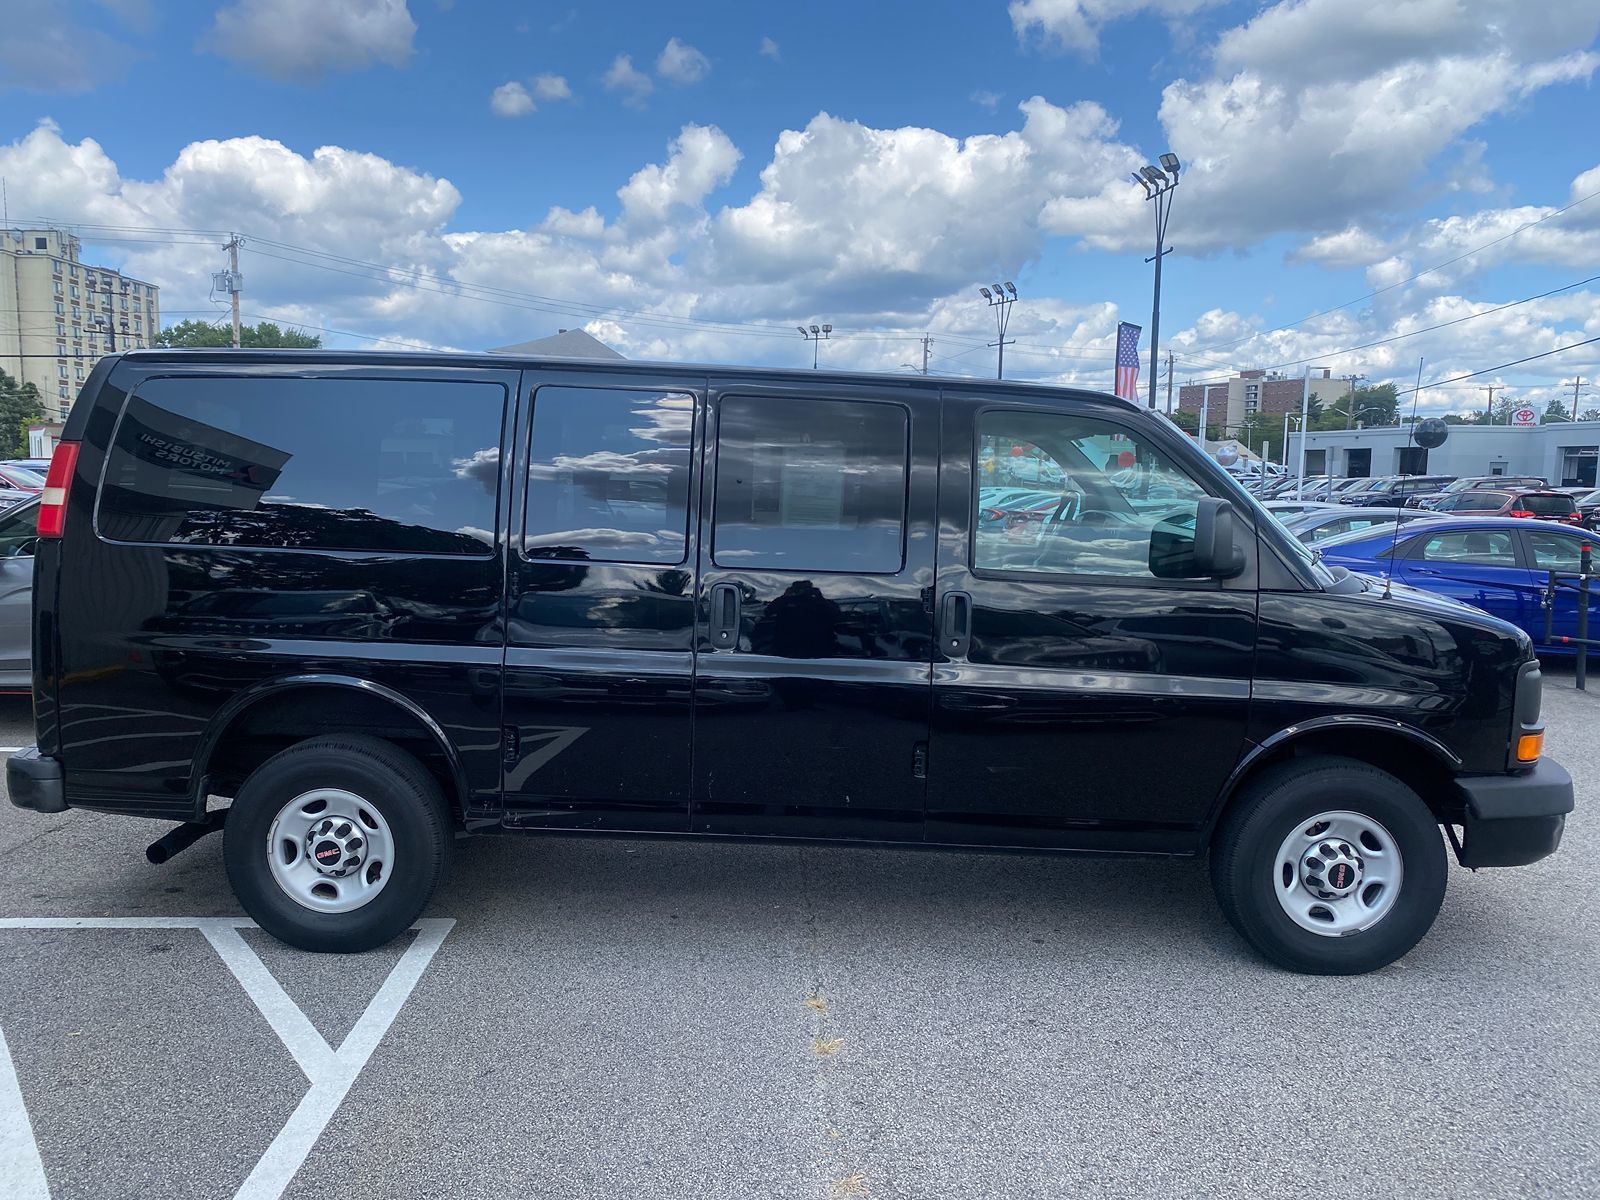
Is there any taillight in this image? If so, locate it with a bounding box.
[983,508,1005,520]
[38,441,80,539]
[1508,509,1534,519]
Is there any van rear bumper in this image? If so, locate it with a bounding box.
[7,746,67,814]
[1454,758,1573,868]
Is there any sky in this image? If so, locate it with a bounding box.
[2,0,1599,417]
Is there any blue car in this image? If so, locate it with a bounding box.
[1317,516,1600,656]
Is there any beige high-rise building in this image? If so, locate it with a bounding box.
[0,228,161,423]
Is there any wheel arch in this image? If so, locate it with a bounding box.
[1204,717,1464,842]
[191,675,470,824]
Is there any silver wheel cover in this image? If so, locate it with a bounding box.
[1272,809,1404,937]
[266,788,395,914]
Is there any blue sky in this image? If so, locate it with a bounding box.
[3,0,1599,414]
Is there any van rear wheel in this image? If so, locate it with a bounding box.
[1210,757,1446,975]
[224,735,451,953]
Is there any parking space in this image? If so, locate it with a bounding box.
[2,685,1599,1199]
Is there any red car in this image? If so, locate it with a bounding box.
[0,466,45,493]
[1432,488,1582,524]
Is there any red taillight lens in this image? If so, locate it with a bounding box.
[38,441,80,539]
[1508,509,1534,519]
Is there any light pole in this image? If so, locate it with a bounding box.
[980,283,1017,379]
[1282,411,1305,467]
[1130,151,1180,410]
[797,323,831,369]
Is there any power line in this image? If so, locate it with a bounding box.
[1184,183,1600,358]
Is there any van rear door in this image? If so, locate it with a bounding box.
[690,380,938,840]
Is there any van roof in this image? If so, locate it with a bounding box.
[107,347,1143,412]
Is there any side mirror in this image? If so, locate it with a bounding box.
[1149,497,1246,579]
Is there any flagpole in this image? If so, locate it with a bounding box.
[1296,366,1310,500]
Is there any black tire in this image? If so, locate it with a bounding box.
[224,735,451,953]
[1211,756,1447,975]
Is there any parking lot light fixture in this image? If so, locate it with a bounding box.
[1127,151,1182,409]
[799,322,831,369]
[982,282,1019,380]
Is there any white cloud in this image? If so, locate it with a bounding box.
[971,90,1000,109]
[618,125,741,224]
[656,37,710,85]
[532,72,571,100]
[1009,0,1224,58]
[759,37,780,61]
[489,81,534,117]
[603,53,653,106]
[206,0,417,82]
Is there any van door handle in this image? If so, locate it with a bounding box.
[709,582,741,648]
[941,591,972,658]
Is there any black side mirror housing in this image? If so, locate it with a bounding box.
[1150,497,1246,579]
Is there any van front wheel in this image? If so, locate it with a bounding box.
[1210,758,1447,975]
[224,736,451,953]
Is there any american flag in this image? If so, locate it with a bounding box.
[1114,322,1142,402]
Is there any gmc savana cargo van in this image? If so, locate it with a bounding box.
[7,350,1573,973]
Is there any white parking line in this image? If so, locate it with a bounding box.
[0,916,454,1200]
[0,748,23,754]
[0,1026,48,1200]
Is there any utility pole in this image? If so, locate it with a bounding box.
[1479,384,1498,424]
[221,234,244,348]
[1574,377,1588,413]
[920,334,933,375]
[1165,350,1174,414]
[981,283,1017,379]
[1341,373,1367,430]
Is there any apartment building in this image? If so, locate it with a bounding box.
[1178,368,1341,430]
[0,228,161,421]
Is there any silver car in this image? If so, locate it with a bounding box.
[0,498,39,691]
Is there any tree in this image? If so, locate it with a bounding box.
[157,319,322,349]
[1542,397,1572,424]
[1581,408,1600,422]
[0,370,45,459]
[1168,409,1199,435]
[1316,382,1399,430]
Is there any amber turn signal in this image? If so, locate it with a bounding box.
[1516,732,1544,763]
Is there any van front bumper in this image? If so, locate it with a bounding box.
[1454,758,1573,868]
[7,746,67,814]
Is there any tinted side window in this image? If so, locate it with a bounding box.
[1416,529,1516,565]
[0,501,39,558]
[713,397,907,573]
[99,377,504,555]
[523,386,693,564]
[1443,492,1508,512]
[1527,531,1582,571]
[975,410,1209,579]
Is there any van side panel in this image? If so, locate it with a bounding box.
[52,361,512,821]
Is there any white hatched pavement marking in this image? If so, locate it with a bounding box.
[0,916,454,1200]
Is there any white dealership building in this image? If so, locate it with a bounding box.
[1287,421,1600,489]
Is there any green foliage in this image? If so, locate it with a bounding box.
[1542,397,1571,424]
[157,319,322,349]
[1168,409,1199,435]
[1314,382,1399,430]
[0,370,44,460]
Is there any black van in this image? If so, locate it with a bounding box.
[7,351,1573,974]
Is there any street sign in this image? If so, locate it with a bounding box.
[1512,407,1538,427]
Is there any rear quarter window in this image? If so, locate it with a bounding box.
[97,376,505,555]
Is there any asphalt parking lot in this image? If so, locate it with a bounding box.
[2,681,1598,1200]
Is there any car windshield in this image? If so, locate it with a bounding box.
[3,467,45,487]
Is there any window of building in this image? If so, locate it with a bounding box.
[71,307,79,321]
[713,396,907,573]
[69,285,78,299]
[121,298,129,310]
[98,377,505,555]
[53,280,61,295]
[56,323,65,338]
[522,386,692,563]
[54,303,63,316]
[68,265,77,278]
[975,409,1210,579]
[58,364,67,378]
[58,387,68,400]
[1414,528,1515,566]
[34,237,47,250]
